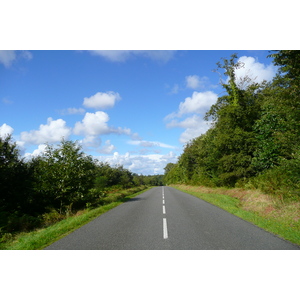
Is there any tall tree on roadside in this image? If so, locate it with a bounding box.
[252,50,300,172]
[0,135,33,230]
[204,54,264,186]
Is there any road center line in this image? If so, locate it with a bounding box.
[163,218,168,239]
[163,205,166,214]
[162,199,165,204]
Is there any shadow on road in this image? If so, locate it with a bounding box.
[123,196,144,203]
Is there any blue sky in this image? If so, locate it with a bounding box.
[0,50,277,174]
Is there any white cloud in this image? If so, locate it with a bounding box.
[99,140,116,154]
[79,136,116,154]
[0,50,32,68]
[24,144,47,159]
[165,91,218,120]
[185,75,210,90]
[167,115,212,143]
[89,50,176,63]
[178,91,218,116]
[128,140,176,149]
[234,56,277,87]
[0,123,14,137]
[96,151,178,175]
[179,124,211,144]
[165,91,217,143]
[20,117,71,144]
[186,75,201,89]
[74,111,131,136]
[83,92,121,109]
[80,135,102,149]
[131,132,143,141]
[74,111,110,136]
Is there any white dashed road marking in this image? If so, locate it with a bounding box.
[163,218,168,239]
[162,187,168,239]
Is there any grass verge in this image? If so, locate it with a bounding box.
[1,186,151,250]
[172,184,300,246]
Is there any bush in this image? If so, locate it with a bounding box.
[41,210,66,227]
[6,213,41,232]
[251,151,300,202]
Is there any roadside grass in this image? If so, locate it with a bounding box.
[1,186,151,250]
[172,184,300,246]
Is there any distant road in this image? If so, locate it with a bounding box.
[45,187,299,250]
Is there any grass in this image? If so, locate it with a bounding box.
[172,184,300,246]
[1,186,151,250]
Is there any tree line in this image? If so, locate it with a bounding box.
[0,137,163,235]
[164,51,300,202]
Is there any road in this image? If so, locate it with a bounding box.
[45,186,299,250]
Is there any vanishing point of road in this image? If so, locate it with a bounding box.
[45,186,299,250]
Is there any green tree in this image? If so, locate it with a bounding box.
[252,51,300,172]
[0,135,35,232]
[33,140,97,213]
[204,55,264,185]
[268,50,300,94]
[164,163,175,175]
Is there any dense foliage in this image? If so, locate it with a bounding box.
[164,51,300,202]
[0,138,162,236]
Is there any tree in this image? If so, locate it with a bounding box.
[164,163,175,175]
[32,140,97,213]
[268,50,300,94]
[204,55,264,185]
[252,51,300,172]
[0,135,35,231]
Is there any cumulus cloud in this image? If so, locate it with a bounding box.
[165,91,218,121]
[185,75,211,90]
[165,91,217,144]
[83,92,121,109]
[96,151,178,175]
[167,115,212,143]
[178,91,218,116]
[99,140,116,154]
[79,136,116,154]
[89,50,176,63]
[74,111,131,136]
[186,75,201,89]
[74,111,110,136]
[0,50,32,68]
[234,56,277,87]
[20,117,71,144]
[24,144,48,160]
[80,135,102,149]
[179,123,212,144]
[0,123,14,137]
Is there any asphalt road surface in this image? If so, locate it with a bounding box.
[45,186,300,250]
